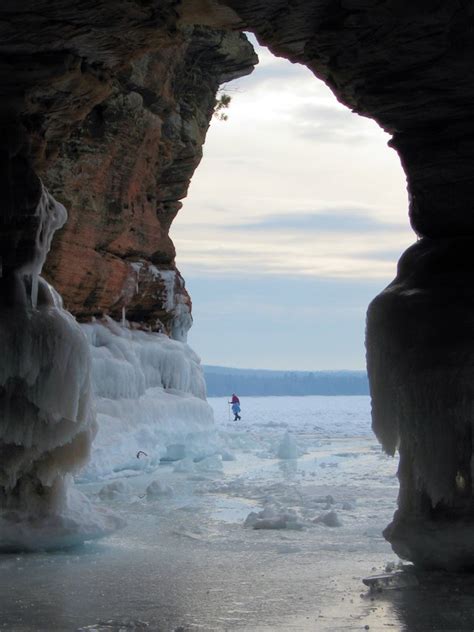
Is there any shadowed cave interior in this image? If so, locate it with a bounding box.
[1,0,474,577]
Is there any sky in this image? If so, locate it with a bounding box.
[171,36,414,371]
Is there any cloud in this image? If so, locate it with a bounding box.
[351,247,408,262]
[230,56,309,90]
[286,103,383,145]
[174,205,413,281]
[229,33,310,89]
[175,38,412,281]
[226,38,384,146]
[227,208,407,234]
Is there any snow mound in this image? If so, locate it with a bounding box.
[80,320,217,480]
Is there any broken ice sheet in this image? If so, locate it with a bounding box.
[363,571,419,591]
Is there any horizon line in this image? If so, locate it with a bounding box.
[203,364,367,374]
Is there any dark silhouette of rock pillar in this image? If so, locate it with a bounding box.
[367,129,474,570]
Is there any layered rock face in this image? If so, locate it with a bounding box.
[0,4,256,335]
[42,27,256,334]
[2,1,474,566]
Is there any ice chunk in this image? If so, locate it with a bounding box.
[277,432,298,459]
[244,511,260,527]
[244,507,304,530]
[253,517,289,530]
[0,483,123,552]
[173,458,195,473]
[313,510,342,527]
[196,455,223,472]
[145,480,174,498]
[99,481,132,500]
[220,449,236,461]
[362,571,419,591]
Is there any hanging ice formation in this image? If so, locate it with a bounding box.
[367,238,474,570]
[80,317,217,481]
[0,184,121,551]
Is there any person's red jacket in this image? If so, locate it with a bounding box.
[231,394,240,404]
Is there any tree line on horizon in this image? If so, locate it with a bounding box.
[203,367,369,397]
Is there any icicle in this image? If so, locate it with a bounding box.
[121,306,126,327]
[20,182,67,305]
[31,273,38,309]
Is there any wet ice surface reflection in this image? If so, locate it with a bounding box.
[1,395,470,631]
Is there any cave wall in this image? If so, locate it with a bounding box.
[0,3,256,335]
[180,0,474,570]
[2,0,474,567]
[42,27,256,332]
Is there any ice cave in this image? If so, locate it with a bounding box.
[2,1,474,630]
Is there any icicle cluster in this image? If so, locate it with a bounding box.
[0,185,119,551]
[81,318,216,480]
[367,237,474,568]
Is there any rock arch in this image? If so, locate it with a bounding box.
[1,0,473,567]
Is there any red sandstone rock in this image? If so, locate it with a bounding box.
[42,29,256,334]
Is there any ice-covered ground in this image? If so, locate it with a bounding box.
[2,393,473,630]
[0,393,393,629]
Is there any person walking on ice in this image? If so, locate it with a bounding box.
[229,393,241,421]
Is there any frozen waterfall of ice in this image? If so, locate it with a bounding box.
[0,183,216,550]
[0,185,121,551]
[80,318,217,480]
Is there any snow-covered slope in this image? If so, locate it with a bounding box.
[80,318,217,481]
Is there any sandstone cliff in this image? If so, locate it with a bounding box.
[41,27,256,336]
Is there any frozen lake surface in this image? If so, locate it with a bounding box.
[2,396,473,631]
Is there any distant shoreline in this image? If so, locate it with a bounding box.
[203,365,369,397]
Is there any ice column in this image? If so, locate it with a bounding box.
[0,130,118,549]
[366,129,474,570]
